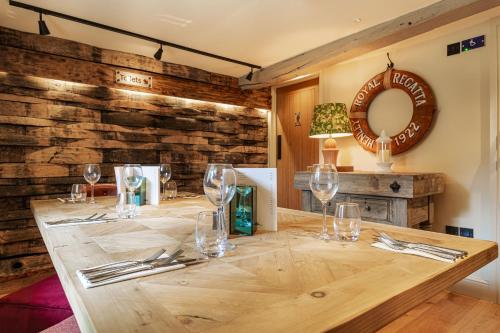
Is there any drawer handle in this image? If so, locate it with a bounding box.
[365,205,371,212]
[390,181,401,193]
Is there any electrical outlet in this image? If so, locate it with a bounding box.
[447,42,461,56]
[459,227,474,238]
[445,225,459,235]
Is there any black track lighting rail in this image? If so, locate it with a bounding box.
[9,0,262,70]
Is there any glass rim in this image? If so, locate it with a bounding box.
[310,163,337,170]
[207,163,233,167]
[84,163,99,166]
[197,210,218,217]
[124,164,142,167]
[335,202,359,207]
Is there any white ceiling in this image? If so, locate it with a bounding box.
[1,0,441,77]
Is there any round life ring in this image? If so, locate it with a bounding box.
[348,68,436,155]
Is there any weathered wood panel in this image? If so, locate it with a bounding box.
[0,27,270,280]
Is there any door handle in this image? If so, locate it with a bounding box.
[277,135,282,160]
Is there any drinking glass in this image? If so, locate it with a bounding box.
[165,180,177,200]
[159,164,172,200]
[195,211,225,257]
[115,192,131,218]
[333,203,362,241]
[71,184,87,203]
[83,164,101,204]
[309,164,339,240]
[122,164,143,218]
[203,164,237,252]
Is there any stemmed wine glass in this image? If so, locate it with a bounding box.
[203,164,237,252]
[83,164,101,204]
[309,164,339,240]
[123,164,143,218]
[159,164,172,200]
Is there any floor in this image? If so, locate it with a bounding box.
[378,291,500,332]
[1,273,500,332]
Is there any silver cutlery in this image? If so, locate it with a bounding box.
[85,249,185,284]
[47,213,100,224]
[46,213,114,226]
[379,232,467,257]
[80,248,167,276]
[376,236,457,261]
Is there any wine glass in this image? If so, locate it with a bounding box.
[83,164,101,204]
[309,164,339,240]
[159,164,172,200]
[203,164,237,252]
[123,164,143,218]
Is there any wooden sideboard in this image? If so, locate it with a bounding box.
[294,171,445,229]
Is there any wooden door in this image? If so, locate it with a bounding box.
[276,79,319,209]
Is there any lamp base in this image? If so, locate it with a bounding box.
[322,137,338,166]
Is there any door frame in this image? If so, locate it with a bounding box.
[268,75,320,168]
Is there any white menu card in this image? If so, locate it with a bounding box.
[235,168,277,231]
[114,166,160,206]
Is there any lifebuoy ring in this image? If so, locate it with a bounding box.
[349,68,436,155]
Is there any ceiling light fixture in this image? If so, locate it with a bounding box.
[154,44,163,60]
[38,11,50,35]
[10,0,260,71]
[246,68,254,81]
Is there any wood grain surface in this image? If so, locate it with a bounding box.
[0,26,271,280]
[31,197,497,333]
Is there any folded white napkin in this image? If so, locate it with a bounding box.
[44,219,115,228]
[371,242,454,263]
[77,263,186,288]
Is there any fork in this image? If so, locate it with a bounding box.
[379,232,467,258]
[79,248,167,275]
[46,213,113,226]
[85,249,184,283]
[376,236,457,261]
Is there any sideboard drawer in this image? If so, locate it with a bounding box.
[349,196,390,221]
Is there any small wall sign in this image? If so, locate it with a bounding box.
[115,70,152,88]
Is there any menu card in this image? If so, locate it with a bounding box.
[114,166,161,206]
[235,168,277,231]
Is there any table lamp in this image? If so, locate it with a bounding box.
[309,103,352,167]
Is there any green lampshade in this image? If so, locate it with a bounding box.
[309,103,352,138]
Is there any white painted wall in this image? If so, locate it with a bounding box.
[319,13,499,301]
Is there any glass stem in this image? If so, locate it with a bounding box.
[217,206,226,242]
[91,184,95,203]
[322,203,328,236]
[162,182,165,200]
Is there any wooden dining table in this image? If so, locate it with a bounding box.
[31,196,497,333]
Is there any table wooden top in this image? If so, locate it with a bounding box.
[31,197,497,333]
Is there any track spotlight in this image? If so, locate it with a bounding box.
[38,12,50,36]
[246,68,254,81]
[154,44,163,60]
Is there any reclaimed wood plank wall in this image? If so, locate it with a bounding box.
[0,27,271,281]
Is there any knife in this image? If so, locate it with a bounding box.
[86,249,184,284]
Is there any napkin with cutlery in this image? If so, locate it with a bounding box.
[77,262,187,288]
[77,249,206,288]
[371,242,455,263]
[44,213,117,228]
